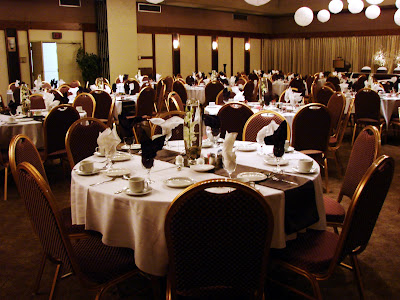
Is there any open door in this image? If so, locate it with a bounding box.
[30,41,43,80]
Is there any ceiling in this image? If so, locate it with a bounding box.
[162,0,397,17]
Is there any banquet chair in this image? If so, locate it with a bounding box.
[151,110,185,140]
[49,89,64,102]
[12,87,21,105]
[278,87,298,103]
[216,89,236,105]
[0,148,9,201]
[352,75,367,92]
[218,102,254,140]
[306,75,314,94]
[163,76,174,94]
[310,82,319,103]
[243,110,291,142]
[8,82,18,92]
[124,78,140,95]
[166,92,184,112]
[29,94,46,109]
[185,75,195,86]
[248,72,259,81]
[17,162,139,300]
[69,80,81,88]
[58,84,71,95]
[41,81,52,90]
[95,77,110,86]
[172,80,188,105]
[136,86,156,118]
[65,118,108,169]
[43,104,80,163]
[315,86,334,106]
[325,125,380,232]
[324,81,336,91]
[90,90,115,127]
[326,76,341,91]
[268,155,394,300]
[351,88,385,145]
[292,103,331,192]
[289,77,306,95]
[243,80,256,101]
[156,80,167,113]
[165,179,274,300]
[236,76,247,86]
[72,92,96,117]
[205,81,224,106]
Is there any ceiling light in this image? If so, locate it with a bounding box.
[329,0,344,14]
[294,7,314,27]
[348,0,364,14]
[245,42,251,51]
[317,9,331,23]
[244,0,271,6]
[365,5,381,19]
[396,0,400,9]
[173,39,179,49]
[212,41,218,50]
[146,0,164,4]
[394,9,400,26]
[366,0,383,4]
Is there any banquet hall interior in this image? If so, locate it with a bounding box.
[1,0,400,299]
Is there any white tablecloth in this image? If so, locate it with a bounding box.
[186,85,206,104]
[0,115,43,149]
[70,141,325,276]
[272,81,289,97]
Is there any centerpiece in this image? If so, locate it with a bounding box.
[183,99,202,164]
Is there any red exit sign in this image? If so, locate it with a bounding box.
[52,32,62,39]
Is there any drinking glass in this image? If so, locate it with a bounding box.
[223,154,237,179]
[142,157,154,184]
[124,137,133,154]
[206,126,220,147]
[273,144,285,174]
[104,146,116,170]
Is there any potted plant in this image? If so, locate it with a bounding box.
[76,47,101,85]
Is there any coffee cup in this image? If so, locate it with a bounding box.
[298,158,313,173]
[79,160,94,173]
[8,116,16,123]
[129,177,148,193]
[76,106,84,113]
[209,102,216,107]
[95,146,105,156]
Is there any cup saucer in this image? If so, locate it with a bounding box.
[75,168,101,176]
[292,166,317,174]
[124,186,152,196]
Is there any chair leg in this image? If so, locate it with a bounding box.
[350,254,365,300]
[49,262,62,300]
[4,166,7,201]
[32,253,47,295]
[351,123,358,145]
[324,157,329,193]
[333,151,342,178]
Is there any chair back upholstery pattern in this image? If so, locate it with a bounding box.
[136,86,156,117]
[165,179,273,299]
[243,80,255,101]
[58,84,71,95]
[216,89,236,105]
[29,94,46,109]
[73,93,96,117]
[205,81,224,106]
[243,110,290,142]
[66,118,107,168]
[172,80,188,105]
[90,90,114,126]
[167,92,184,112]
[217,102,254,140]
[152,111,185,140]
[338,155,394,261]
[292,103,331,152]
[9,134,48,185]
[327,92,345,137]
[340,126,380,200]
[316,86,334,106]
[43,105,80,158]
[354,88,381,122]
[163,76,174,94]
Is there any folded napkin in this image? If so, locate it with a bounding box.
[220,75,226,80]
[257,120,279,144]
[203,78,210,85]
[15,80,20,88]
[264,120,287,149]
[338,72,342,79]
[229,76,236,86]
[319,72,324,79]
[104,85,111,94]
[287,74,294,82]
[332,71,337,76]
[97,125,121,156]
[129,83,135,94]
[371,82,384,92]
[43,92,56,110]
[156,73,162,82]
[339,83,348,92]
[222,132,238,172]
[90,84,97,91]
[34,75,42,90]
[233,90,245,102]
[118,74,123,83]
[284,87,302,105]
[69,87,79,98]
[140,131,166,168]
[149,116,183,141]
[231,86,240,95]
[116,83,125,94]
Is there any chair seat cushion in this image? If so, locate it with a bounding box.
[271,230,339,274]
[73,232,137,284]
[300,149,324,156]
[60,207,86,235]
[324,196,345,223]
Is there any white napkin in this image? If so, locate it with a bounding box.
[231,86,240,95]
[229,76,236,86]
[97,125,121,155]
[48,100,60,111]
[16,106,22,114]
[371,83,384,92]
[287,74,294,82]
[34,75,42,89]
[285,88,302,106]
[222,132,238,172]
[220,75,226,80]
[256,120,279,144]
[390,76,398,83]
[15,80,20,88]
[149,116,184,141]
[338,72,343,79]
[319,72,324,79]
[104,85,112,94]
[69,87,79,98]
[43,92,55,110]
[58,79,65,87]
[339,83,349,92]
[233,91,245,102]
[156,74,162,82]
[203,78,210,85]
[116,83,125,94]
[118,75,123,83]
[129,83,134,93]
[90,85,97,91]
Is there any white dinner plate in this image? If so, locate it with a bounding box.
[111,152,131,162]
[292,166,317,174]
[124,186,152,196]
[104,168,131,177]
[18,118,34,122]
[236,172,268,182]
[236,144,257,152]
[264,157,289,166]
[190,164,215,172]
[5,121,18,125]
[121,144,141,150]
[164,177,195,188]
[285,146,295,153]
[94,151,105,157]
[202,140,213,148]
[75,168,101,176]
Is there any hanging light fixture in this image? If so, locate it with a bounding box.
[294,7,314,27]
[396,0,400,9]
[317,9,331,23]
[348,0,364,14]
[146,0,164,4]
[365,5,381,19]
[244,0,271,6]
[366,0,383,4]
[395,9,400,26]
[328,0,343,14]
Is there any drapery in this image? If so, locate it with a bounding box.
[263,35,400,75]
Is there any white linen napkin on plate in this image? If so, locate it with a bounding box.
[222,132,237,171]
[233,91,245,102]
[97,125,121,155]
[43,92,56,110]
[339,83,348,92]
[256,120,279,144]
[118,74,123,83]
[149,117,183,141]
[116,83,125,94]
[104,85,112,94]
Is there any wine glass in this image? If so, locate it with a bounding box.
[223,153,237,179]
[123,137,133,154]
[273,143,285,174]
[142,157,154,184]
[104,146,116,170]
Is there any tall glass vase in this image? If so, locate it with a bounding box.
[183,99,202,164]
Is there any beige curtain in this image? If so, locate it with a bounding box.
[263,35,400,75]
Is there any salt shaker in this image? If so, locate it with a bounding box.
[175,155,184,171]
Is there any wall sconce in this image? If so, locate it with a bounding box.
[173,34,180,50]
[245,40,250,51]
[212,40,218,50]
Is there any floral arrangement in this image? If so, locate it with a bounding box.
[373,49,387,67]
[183,99,202,162]
[20,84,31,115]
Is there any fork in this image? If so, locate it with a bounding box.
[270,174,298,186]
[90,177,117,186]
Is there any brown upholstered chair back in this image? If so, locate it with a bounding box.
[340,126,380,200]
[305,76,314,94]
[316,86,334,106]
[136,86,156,117]
[243,80,255,101]
[186,76,195,86]
[172,80,188,105]
[167,92,184,112]
[29,94,46,109]
[124,78,140,95]
[50,89,64,101]
[8,82,18,92]
[41,81,52,90]
[354,88,381,122]
[205,81,224,106]
[12,87,21,105]
[43,104,80,158]
[326,76,340,91]
[327,92,345,137]
[353,75,367,92]
[236,77,247,86]
[73,93,96,118]
[291,103,331,152]
[90,90,114,125]
[243,110,290,142]
[217,102,254,140]
[58,84,71,95]
[163,76,174,94]
[152,110,185,140]
[289,78,306,94]
[216,89,236,105]
[165,179,273,299]
[66,118,107,168]
[69,80,81,88]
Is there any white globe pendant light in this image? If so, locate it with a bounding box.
[366,0,383,4]
[394,9,400,26]
[396,0,400,9]
[365,5,381,19]
[244,0,271,6]
[348,0,364,14]
[317,9,331,23]
[294,7,314,27]
[329,0,344,14]
[146,0,164,3]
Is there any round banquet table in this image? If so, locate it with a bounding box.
[70,140,326,276]
[185,85,206,104]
